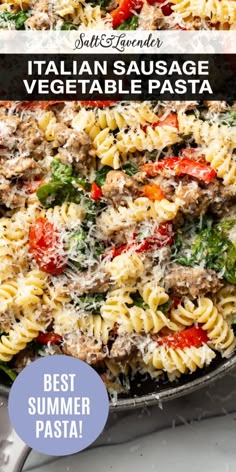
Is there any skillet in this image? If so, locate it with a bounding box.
[0,353,236,472]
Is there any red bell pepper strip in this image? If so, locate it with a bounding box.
[80,101,117,108]
[29,217,67,275]
[141,184,165,201]
[105,222,173,260]
[141,157,216,183]
[111,0,142,28]
[158,113,178,128]
[23,178,44,194]
[36,332,63,344]
[158,326,208,350]
[147,0,173,15]
[0,101,63,110]
[91,182,103,201]
[142,113,178,132]
[111,0,173,28]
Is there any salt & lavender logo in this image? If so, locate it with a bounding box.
[73,32,164,52]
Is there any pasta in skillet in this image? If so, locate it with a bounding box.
[0,0,235,30]
[0,99,236,398]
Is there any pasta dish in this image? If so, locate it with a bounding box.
[0,99,235,398]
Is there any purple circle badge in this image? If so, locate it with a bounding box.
[8,355,109,456]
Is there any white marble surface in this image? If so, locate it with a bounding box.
[22,369,236,472]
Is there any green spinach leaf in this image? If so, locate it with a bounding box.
[0,362,17,382]
[0,10,29,30]
[121,162,140,176]
[36,182,83,208]
[95,166,112,187]
[61,22,77,30]
[116,16,138,30]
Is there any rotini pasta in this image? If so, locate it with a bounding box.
[104,253,145,285]
[0,314,46,362]
[178,112,236,184]
[193,298,236,356]
[97,197,180,237]
[117,124,180,154]
[143,344,216,376]
[214,285,236,320]
[42,202,86,229]
[72,103,159,133]
[139,282,169,311]
[170,298,195,327]
[0,99,235,398]
[171,0,236,25]
[14,270,47,308]
[77,314,114,344]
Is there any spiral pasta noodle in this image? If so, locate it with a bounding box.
[0,314,46,362]
[170,298,196,327]
[97,197,179,237]
[178,113,236,145]
[101,285,179,335]
[77,314,114,344]
[104,253,145,285]
[75,4,112,29]
[204,143,236,186]
[144,344,216,375]
[100,287,134,325]
[171,0,236,25]
[14,270,47,308]
[117,124,180,154]
[93,127,121,169]
[118,305,179,335]
[139,282,169,311]
[54,0,85,17]
[193,297,236,356]
[214,285,236,320]
[0,279,18,312]
[178,112,236,184]
[42,202,86,229]
[72,103,159,133]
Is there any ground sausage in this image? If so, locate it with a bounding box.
[138,3,163,29]
[63,334,107,364]
[62,271,112,297]
[0,157,39,180]
[17,119,49,159]
[164,266,223,298]
[109,335,136,361]
[52,123,94,175]
[102,170,140,205]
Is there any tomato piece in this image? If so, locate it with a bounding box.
[29,217,67,275]
[141,184,165,201]
[158,113,178,128]
[172,297,181,308]
[80,101,117,108]
[111,0,142,28]
[36,332,62,344]
[104,222,173,260]
[147,0,173,15]
[111,0,173,26]
[23,178,44,194]
[141,157,216,183]
[0,101,63,110]
[91,182,103,201]
[176,158,216,183]
[142,113,178,132]
[159,326,208,350]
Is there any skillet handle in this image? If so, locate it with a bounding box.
[0,387,31,472]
